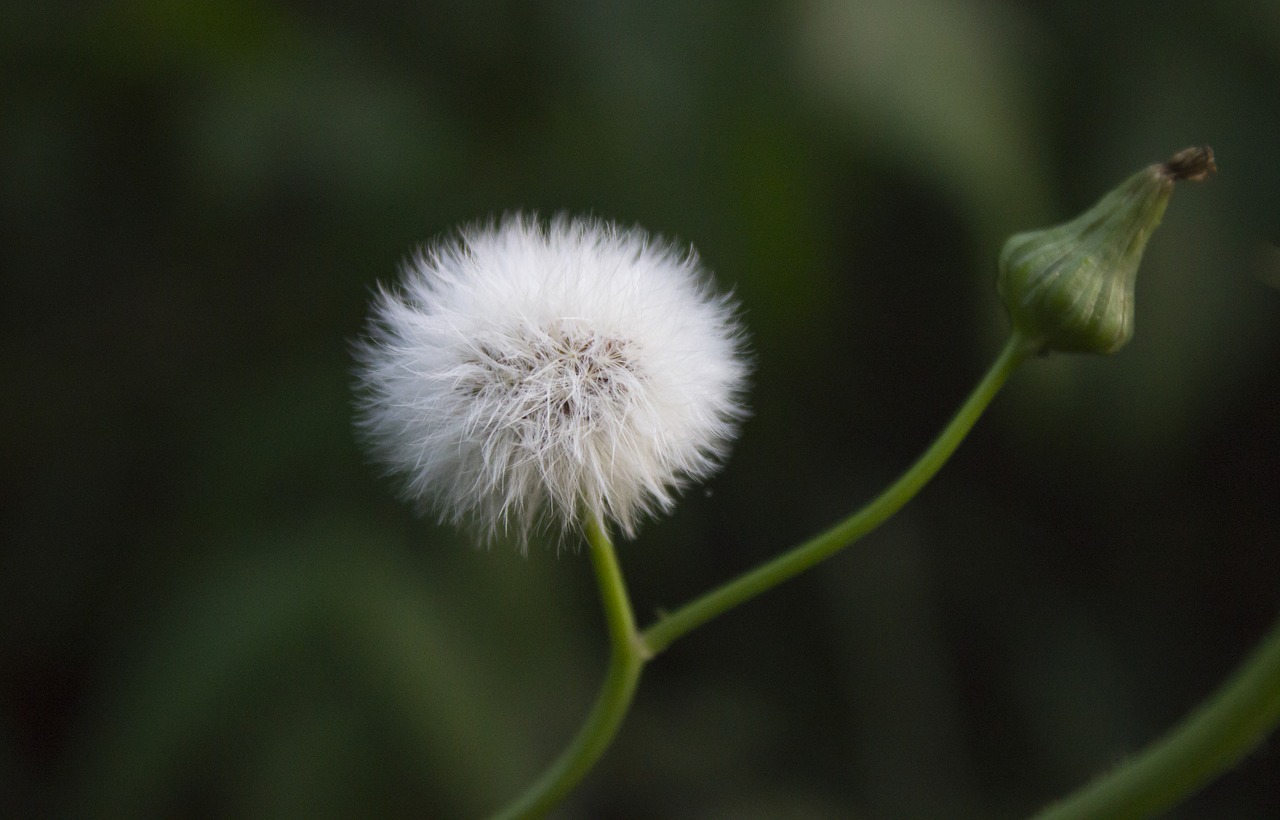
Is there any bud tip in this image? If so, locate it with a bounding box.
[1160,146,1216,182]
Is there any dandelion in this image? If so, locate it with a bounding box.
[354,214,750,548]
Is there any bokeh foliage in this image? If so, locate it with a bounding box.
[3,1,1278,817]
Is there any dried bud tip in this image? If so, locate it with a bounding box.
[1160,146,1216,182]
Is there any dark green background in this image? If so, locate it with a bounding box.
[4,1,1279,817]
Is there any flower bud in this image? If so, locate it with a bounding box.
[998,146,1216,355]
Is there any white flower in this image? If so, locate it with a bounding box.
[354,214,750,548]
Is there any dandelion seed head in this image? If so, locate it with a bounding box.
[354,214,750,548]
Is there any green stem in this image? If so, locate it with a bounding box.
[642,331,1033,655]
[1033,615,1280,820]
[490,331,1031,816]
[491,517,649,820]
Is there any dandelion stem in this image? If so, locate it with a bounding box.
[490,518,649,819]
[492,330,1031,817]
[1031,615,1280,820]
[642,330,1033,654]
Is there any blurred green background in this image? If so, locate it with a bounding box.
[4,1,1279,817]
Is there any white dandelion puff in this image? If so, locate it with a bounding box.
[354,214,750,548]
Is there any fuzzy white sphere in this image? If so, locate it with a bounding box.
[354,215,750,548]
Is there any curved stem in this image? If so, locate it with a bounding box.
[1033,615,1280,820]
[490,518,649,820]
[489,331,1030,816]
[642,331,1033,655]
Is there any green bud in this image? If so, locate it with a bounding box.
[998,146,1216,355]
